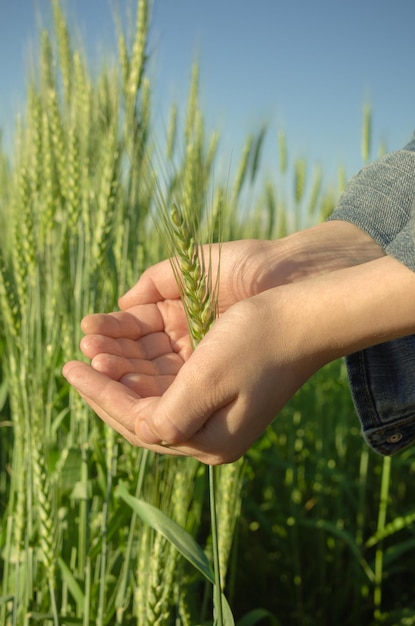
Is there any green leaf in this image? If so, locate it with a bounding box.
[117,482,236,625]
[220,594,236,626]
[116,482,215,583]
[58,557,85,610]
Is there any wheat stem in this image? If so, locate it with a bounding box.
[167,201,224,624]
[209,464,224,625]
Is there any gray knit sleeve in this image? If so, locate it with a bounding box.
[328,136,415,271]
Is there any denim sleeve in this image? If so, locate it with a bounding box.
[346,338,415,455]
[328,136,415,455]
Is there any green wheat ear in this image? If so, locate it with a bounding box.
[169,202,218,347]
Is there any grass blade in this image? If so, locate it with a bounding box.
[58,557,85,610]
[116,482,215,584]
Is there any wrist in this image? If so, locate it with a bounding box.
[256,220,385,291]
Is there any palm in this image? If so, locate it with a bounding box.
[80,298,191,397]
[84,240,274,394]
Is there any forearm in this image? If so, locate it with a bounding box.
[274,254,415,369]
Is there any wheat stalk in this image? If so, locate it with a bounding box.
[216,459,245,585]
[163,199,225,623]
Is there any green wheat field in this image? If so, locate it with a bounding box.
[1,1,415,625]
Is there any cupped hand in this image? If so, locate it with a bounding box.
[129,288,322,464]
[62,241,268,460]
[63,283,322,464]
[63,221,385,463]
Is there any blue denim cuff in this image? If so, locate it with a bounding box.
[346,336,415,455]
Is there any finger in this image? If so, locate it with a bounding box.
[143,399,252,466]
[120,372,176,396]
[157,386,280,465]
[119,261,179,309]
[62,361,247,465]
[62,360,184,455]
[80,331,174,361]
[63,360,141,429]
[135,335,238,447]
[81,307,164,338]
[119,245,221,309]
[80,393,185,458]
[90,352,182,380]
[181,401,269,465]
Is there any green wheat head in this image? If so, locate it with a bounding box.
[169,203,218,347]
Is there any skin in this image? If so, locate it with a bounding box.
[63,220,415,465]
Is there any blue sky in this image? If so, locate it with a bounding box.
[1,0,415,186]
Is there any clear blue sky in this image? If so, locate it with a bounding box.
[1,0,415,185]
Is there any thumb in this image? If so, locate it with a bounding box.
[119,260,179,309]
[136,339,235,446]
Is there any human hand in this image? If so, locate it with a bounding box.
[119,221,384,315]
[62,221,386,464]
[63,284,323,464]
